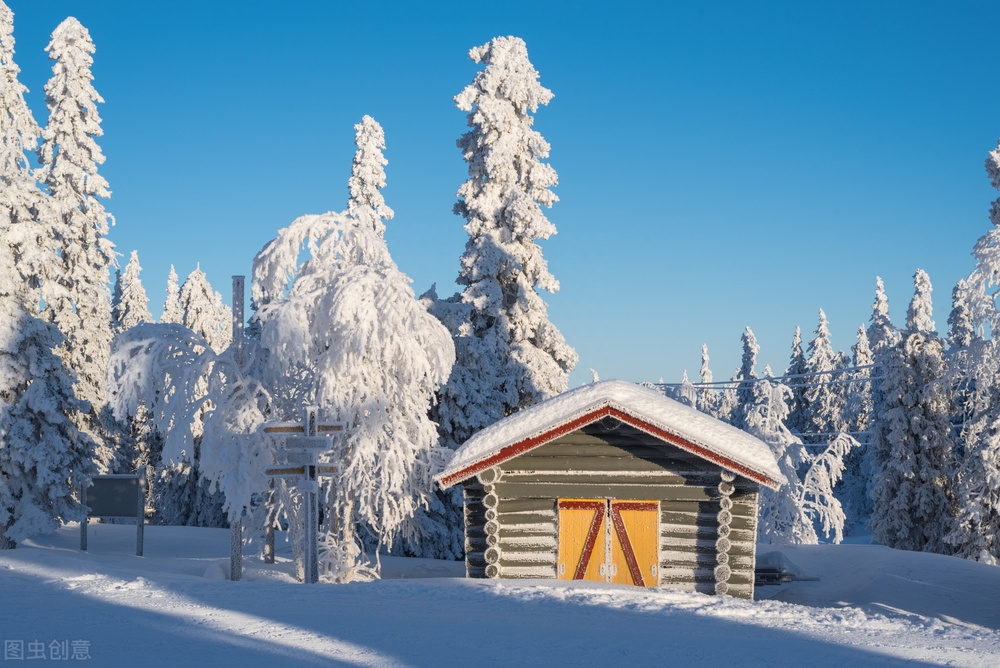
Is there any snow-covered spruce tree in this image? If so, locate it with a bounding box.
[717,370,739,425]
[869,269,956,553]
[948,279,974,353]
[784,326,808,435]
[946,279,977,458]
[179,266,232,354]
[731,326,759,429]
[112,250,152,332]
[847,326,874,433]
[432,36,577,452]
[863,276,899,511]
[110,268,121,321]
[348,115,393,238]
[0,0,58,298]
[676,370,696,408]
[1,237,97,547]
[867,276,899,355]
[161,265,183,324]
[943,141,1000,562]
[696,343,720,418]
[254,120,455,574]
[0,3,96,547]
[36,17,115,470]
[801,310,847,444]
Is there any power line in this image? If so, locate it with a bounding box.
[655,364,883,390]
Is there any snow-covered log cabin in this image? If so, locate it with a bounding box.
[434,380,785,599]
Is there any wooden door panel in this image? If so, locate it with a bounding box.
[610,501,659,588]
[557,499,606,581]
[558,499,659,587]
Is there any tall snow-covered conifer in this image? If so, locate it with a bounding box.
[36,17,115,468]
[179,267,231,354]
[433,36,577,450]
[784,327,808,435]
[732,327,759,429]
[801,310,846,443]
[943,140,1000,562]
[161,265,183,324]
[0,2,97,548]
[348,115,394,238]
[867,277,898,354]
[676,370,696,408]
[1,242,97,547]
[869,270,955,553]
[697,343,720,417]
[948,279,974,352]
[0,0,55,294]
[847,326,874,433]
[112,250,152,332]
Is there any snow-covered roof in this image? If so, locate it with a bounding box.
[436,380,785,490]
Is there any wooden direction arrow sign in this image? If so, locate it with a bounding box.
[262,423,343,435]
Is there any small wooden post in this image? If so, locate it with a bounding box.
[230,275,245,582]
[264,479,276,564]
[303,406,319,584]
[136,466,146,557]
[79,485,88,552]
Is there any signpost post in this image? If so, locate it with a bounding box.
[261,408,343,583]
[230,276,245,582]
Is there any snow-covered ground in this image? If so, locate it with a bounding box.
[2,524,999,666]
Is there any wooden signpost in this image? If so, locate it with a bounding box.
[261,407,343,583]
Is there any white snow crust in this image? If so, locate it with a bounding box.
[437,380,786,488]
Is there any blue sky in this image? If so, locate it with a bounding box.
[6,1,999,387]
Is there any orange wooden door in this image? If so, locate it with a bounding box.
[557,499,606,582]
[558,499,659,587]
[609,501,660,588]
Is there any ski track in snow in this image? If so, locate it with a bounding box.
[1,525,999,666]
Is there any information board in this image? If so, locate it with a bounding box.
[86,477,139,517]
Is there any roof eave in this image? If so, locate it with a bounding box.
[435,403,783,491]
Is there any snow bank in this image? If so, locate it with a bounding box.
[438,380,785,487]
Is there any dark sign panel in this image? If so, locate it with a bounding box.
[87,478,138,517]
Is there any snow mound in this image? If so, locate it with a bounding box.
[438,380,785,487]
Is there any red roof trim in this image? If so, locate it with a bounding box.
[437,406,612,488]
[436,403,781,490]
